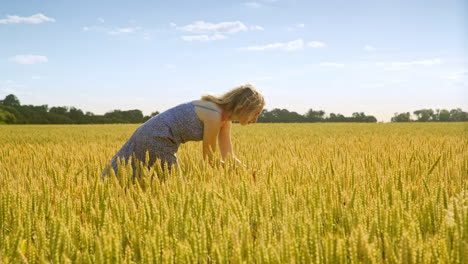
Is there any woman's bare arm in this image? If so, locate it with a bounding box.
[218,121,245,167]
[202,113,221,165]
[218,121,233,160]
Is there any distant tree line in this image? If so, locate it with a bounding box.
[391,109,468,122]
[0,94,159,124]
[0,94,466,124]
[257,109,378,123]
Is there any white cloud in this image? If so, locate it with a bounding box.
[169,22,177,27]
[98,17,105,23]
[0,13,55,24]
[284,39,304,51]
[364,45,376,51]
[241,39,304,51]
[376,58,442,71]
[307,41,326,48]
[250,25,264,31]
[83,26,106,33]
[178,21,248,34]
[108,27,140,35]
[244,2,262,8]
[319,62,345,68]
[177,21,261,42]
[83,26,140,35]
[242,39,327,51]
[9,55,48,65]
[287,23,305,31]
[181,34,227,42]
[242,43,283,51]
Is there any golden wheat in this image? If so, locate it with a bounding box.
[0,123,466,263]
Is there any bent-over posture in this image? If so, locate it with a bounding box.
[104,84,265,176]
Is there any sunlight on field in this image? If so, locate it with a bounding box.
[0,123,467,263]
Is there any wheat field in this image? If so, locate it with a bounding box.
[0,123,466,263]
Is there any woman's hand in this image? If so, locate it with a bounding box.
[234,158,247,168]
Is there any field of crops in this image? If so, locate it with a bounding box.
[0,123,466,263]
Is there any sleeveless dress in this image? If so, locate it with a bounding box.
[107,101,219,174]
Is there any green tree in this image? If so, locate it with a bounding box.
[104,109,144,123]
[449,108,468,121]
[258,109,274,122]
[327,113,346,122]
[2,94,21,106]
[0,108,16,124]
[68,107,85,123]
[391,112,412,122]
[413,109,434,122]
[438,109,450,122]
[305,109,325,122]
[50,106,69,115]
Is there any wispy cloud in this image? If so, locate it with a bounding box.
[377,58,442,71]
[82,26,106,33]
[8,55,48,65]
[83,25,141,35]
[178,21,262,42]
[250,25,264,31]
[241,39,304,51]
[108,27,141,35]
[364,45,376,51]
[244,2,262,8]
[287,23,305,31]
[178,21,248,34]
[181,34,227,42]
[32,76,47,80]
[84,22,162,39]
[319,62,345,68]
[0,13,55,24]
[307,41,326,48]
[241,39,327,51]
[98,17,105,23]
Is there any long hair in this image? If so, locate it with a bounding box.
[201,84,265,117]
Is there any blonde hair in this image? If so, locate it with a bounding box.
[202,84,265,117]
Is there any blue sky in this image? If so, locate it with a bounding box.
[1,0,466,121]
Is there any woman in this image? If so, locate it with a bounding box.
[105,84,265,176]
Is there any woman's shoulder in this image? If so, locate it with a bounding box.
[191,99,223,123]
[191,100,222,113]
